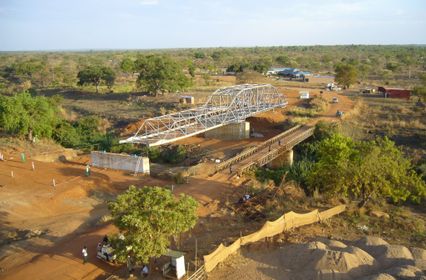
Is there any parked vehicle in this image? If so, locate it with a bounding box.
[332,97,339,103]
[96,239,117,264]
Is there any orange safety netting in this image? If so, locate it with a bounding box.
[203,205,346,272]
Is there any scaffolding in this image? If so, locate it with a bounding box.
[120,84,287,146]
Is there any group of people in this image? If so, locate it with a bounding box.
[82,235,150,278]
[127,255,149,278]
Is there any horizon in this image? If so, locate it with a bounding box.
[0,43,426,53]
[1,0,426,51]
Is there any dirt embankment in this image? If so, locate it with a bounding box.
[209,236,426,280]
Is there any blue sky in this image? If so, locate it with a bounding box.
[0,0,425,51]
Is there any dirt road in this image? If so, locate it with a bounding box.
[0,88,355,280]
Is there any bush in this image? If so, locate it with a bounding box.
[255,167,287,186]
[160,145,187,164]
[53,121,81,148]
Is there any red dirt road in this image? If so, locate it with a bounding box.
[0,89,354,280]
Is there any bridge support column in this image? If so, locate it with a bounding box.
[204,121,250,140]
[268,149,293,169]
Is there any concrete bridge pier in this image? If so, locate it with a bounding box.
[204,121,250,140]
[267,149,294,169]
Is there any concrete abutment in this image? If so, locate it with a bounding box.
[267,149,294,169]
[204,121,250,140]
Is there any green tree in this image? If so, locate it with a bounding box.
[334,63,358,88]
[194,51,206,59]
[0,92,59,140]
[108,186,198,263]
[275,55,291,66]
[188,63,196,78]
[1,59,45,89]
[120,58,135,74]
[135,55,191,96]
[350,138,425,206]
[252,57,272,73]
[53,121,81,147]
[77,65,116,93]
[306,134,426,205]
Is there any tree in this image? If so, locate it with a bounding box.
[334,63,358,88]
[193,51,206,59]
[77,65,116,93]
[187,62,196,78]
[135,55,191,96]
[275,55,291,66]
[0,92,59,140]
[53,121,81,147]
[252,57,272,74]
[120,58,135,74]
[1,59,45,89]
[108,186,198,263]
[306,134,426,206]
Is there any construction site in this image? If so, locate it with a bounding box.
[1,80,425,280]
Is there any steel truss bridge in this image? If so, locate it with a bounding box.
[120,84,287,146]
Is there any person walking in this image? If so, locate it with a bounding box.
[127,255,134,277]
[85,164,91,176]
[82,245,88,264]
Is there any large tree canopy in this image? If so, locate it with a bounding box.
[134,55,191,96]
[0,92,59,140]
[108,186,198,263]
[77,65,116,93]
[334,63,358,88]
[306,134,426,205]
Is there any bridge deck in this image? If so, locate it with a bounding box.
[213,125,314,176]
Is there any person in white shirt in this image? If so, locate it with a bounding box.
[82,246,88,264]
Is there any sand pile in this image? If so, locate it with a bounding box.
[210,236,426,280]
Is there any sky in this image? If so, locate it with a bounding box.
[0,0,425,51]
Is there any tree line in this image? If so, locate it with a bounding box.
[1,45,425,94]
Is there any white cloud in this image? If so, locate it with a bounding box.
[138,0,159,5]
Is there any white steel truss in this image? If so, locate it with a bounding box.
[120,84,287,146]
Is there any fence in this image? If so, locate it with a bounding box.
[91,151,150,174]
[203,205,346,273]
[187,265,207,280]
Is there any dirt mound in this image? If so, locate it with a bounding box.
[355,236,390,247]
[276,240,377,279]
[377,245,414,268]
[353,237,415,268]
[411,247,426,270]
[209,237,426,280]
[385,265,424,279]
[120,118,145,136]
[360,273,395,280]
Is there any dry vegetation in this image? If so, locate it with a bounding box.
[342,95,426,160]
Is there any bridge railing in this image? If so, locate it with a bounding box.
[212,125,305,174]
[236,126,315,175]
